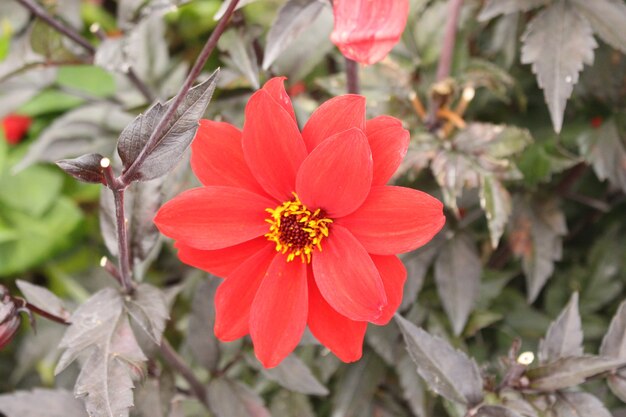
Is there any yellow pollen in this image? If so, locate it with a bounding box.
[265,193,332,263]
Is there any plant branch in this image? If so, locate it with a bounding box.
[14,0,96,54]
[160,339,209,408]
[119,0,241,185]
[345,57,360,94]
[23,302,70,326]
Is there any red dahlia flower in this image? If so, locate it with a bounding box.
[154,77,445,368]
[331,0,409,65]
[2,114,32,145]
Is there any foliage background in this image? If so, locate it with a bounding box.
[0,0,626,416]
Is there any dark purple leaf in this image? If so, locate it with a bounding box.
[395,315,484,406]
[538,292,583,363]
[0,389,87,417]
[552,391,612,417]
[56,153,106,184]
[477,405,524,417]
[16,279,70,322]
[527,355,626,391]
[117,69,219,182]
[207,377,270,417]
[331,352,386,417]
[124,283,169,344]
[259,354,328,396]
[186,279,220,371]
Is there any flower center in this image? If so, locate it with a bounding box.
[265,194,332,263]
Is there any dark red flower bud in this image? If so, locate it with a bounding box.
[2,114,32,145]
[590,116,603,129]
[0,286,20,349]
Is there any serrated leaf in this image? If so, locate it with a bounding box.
[214,0,258,20]
[124,284,169,344]
[570,0,626,54]
[260,354,328,396]
[56,153,106,184]
[269,391,315,417]
[395,315,484,406]
[527,355,626,391]
[331,352,386,417]
[0,389,87,417]
[399,237,440,310]
[521,1,597,133]
[509,196,567,303]
[207,377,270,417]
[539,292,583,363]
[478,0,549,21]
[395,353,428,417]
[218,29,259,89]
[15,103,134,172]
[577,119,626,193]
[608,371,626,403]
[56,288,147,417]
[16,279,70,322]
[186,279,220,371]
[552,391,612,417]
[262,0,326,69]
[117,69,219,182]
[128,178,165,271]
[477,405,523,417]
[434,233,481,335]
[600,299,626,385]
[480,175,512,248]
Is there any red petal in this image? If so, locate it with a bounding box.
[2,114,32,145]
[175,238,271,278]
[307,273,366,362]
[366,116,409,185]
[312,224,386,321]
[242,89,307,201]
[330,0,409,65]
[250,254,308,368]
[191,120,267,196]
[262,77,297,122]
[301,95,366,152]
[154,186,274,250]
[370,255,406,325]
[214,245,275,341]
[337,185,445,255]
[296,128,372,218]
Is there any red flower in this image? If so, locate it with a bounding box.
[0,286,20,350]
[330,0,409,65]
[2,114,32,145]
[155,78,445,368]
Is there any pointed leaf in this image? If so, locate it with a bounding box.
[16,279,70,322]
[570,0,626,54]
[527,355,626,391]
[0,389,87,417]
[477,405,523,417]
[218,29,259,89]
[434,233,481,335]
[269,391,315,417]
[56,153,106,184]
[331,352,386,417]
[601,300,626,359]
[539,292,583,363]
[578,119,626,193]
[552,391,612,417]
[480,175,512,249]
[124,283,169,344]
[521,1,597,133]
[207,377,270,417]
[260,354,328,396]
[186,279,220,371]
[395,353,428,417]
[395,315,484,406]
[262,0,326,69]
[117,70,219,182]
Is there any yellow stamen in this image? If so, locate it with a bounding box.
[265,193,332,263]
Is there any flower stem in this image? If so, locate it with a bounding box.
[22,302,70,326]
[160,339,209,408]
[13,0,154,103]
[119,0,241,185]
[345,57,360,94]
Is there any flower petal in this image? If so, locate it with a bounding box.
[370,255,406,325]
[262,77,296,122]
[191,120,267,195]
[366,116,409,185]
[301,95,366,152]
[330,0,409,65]
[214,245,275,341]
[296,128,372,218]
[154,186,275,250]
[175,238,271,278]
[337,185,445,255]
[307,272,366,362]
[312,224,386,321]
[250,253,308,368]
[243,89,308,201]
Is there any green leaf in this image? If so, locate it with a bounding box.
[17,89,84,116]
[29,19,76,62]
[57,66,116,98]
[521,0,597,133]
[434,233,481,335]
[538,292,583,363]
[395,315,484,406]
[0,164,63,217]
